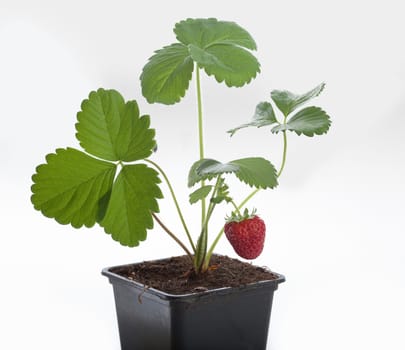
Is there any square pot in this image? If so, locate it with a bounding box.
[102,259,284,350]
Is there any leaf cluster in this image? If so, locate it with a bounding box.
[30,18,333,267]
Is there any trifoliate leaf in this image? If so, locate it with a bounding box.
[141,18,260,104]
[271,106,331,137]
[178,19,260,86]
[140,43,194,104]
[174,18,257,50]
[189,185,213,204]
[188,158,278,189]
[76,89,156,162]
[271,82,325,117]
[189,44,260,87]
[227,102,278,136]
[31,148,117,228]
[100,164,163,247]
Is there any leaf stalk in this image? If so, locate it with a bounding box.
[277,130,288,177]
[145,159,195,252]
[151,212,193,262]
[196,65,207,229]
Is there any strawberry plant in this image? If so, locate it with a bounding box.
[31,18,331,274]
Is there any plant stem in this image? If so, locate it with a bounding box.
[144,159,195,252]
[277,129,288,178]
[203,225,223,271]
[236,188,260,212]
[230,199,242,216]
[196,65,206,228]
[194,176,221,272]
[151,212,193,262]
[237,123,289,208]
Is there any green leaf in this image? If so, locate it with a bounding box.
[189,185,213,204]
[76,89,156,162]
[227,102,278,136]
[141,18,260,104]
[189,44,260,87]
[174,18,257,50]
[188,159,234,187]
[271,106,331,137]
[121,113,156,162]
[211,178,231,204]
[140,43,194,104]
[100,164,163,247]
[271,82,325,117]
[188,158,278,189]
[31,148,117,228]
[227,158,278,189]
[174,18,259,87]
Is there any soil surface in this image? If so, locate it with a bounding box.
[111,255,278,294]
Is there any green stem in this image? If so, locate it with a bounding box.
[151,212,193,262]
[195,176,221,272]
[144,159,195,252]
[277,130,288,177]
[203,226,224,271]
[196,65,206,228]
[230,199,242,216]
[203,177,222,231]
[237,188,260,212]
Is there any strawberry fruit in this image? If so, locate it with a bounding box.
[224,213,266,259]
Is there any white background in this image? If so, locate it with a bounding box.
[1,1,404,349]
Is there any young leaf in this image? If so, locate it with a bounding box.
[271,82,325,117]
[188,158,278,189]
[211,177,231,204]
[227,102,278,136]
[140,44,194,104]
[210,195,228,204]
[271,106,331,137]
[189,185,213,204]
[31,148,117,228]
[100,164,163,247]
[76,89,156,162]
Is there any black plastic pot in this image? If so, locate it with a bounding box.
[102,260,285,350]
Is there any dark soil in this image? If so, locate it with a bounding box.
[111,255,278,295]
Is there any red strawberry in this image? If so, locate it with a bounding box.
[224,215,266,259]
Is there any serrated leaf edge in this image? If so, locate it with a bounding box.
[271,106,331,137]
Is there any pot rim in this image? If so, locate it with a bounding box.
[102,257,285,301]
